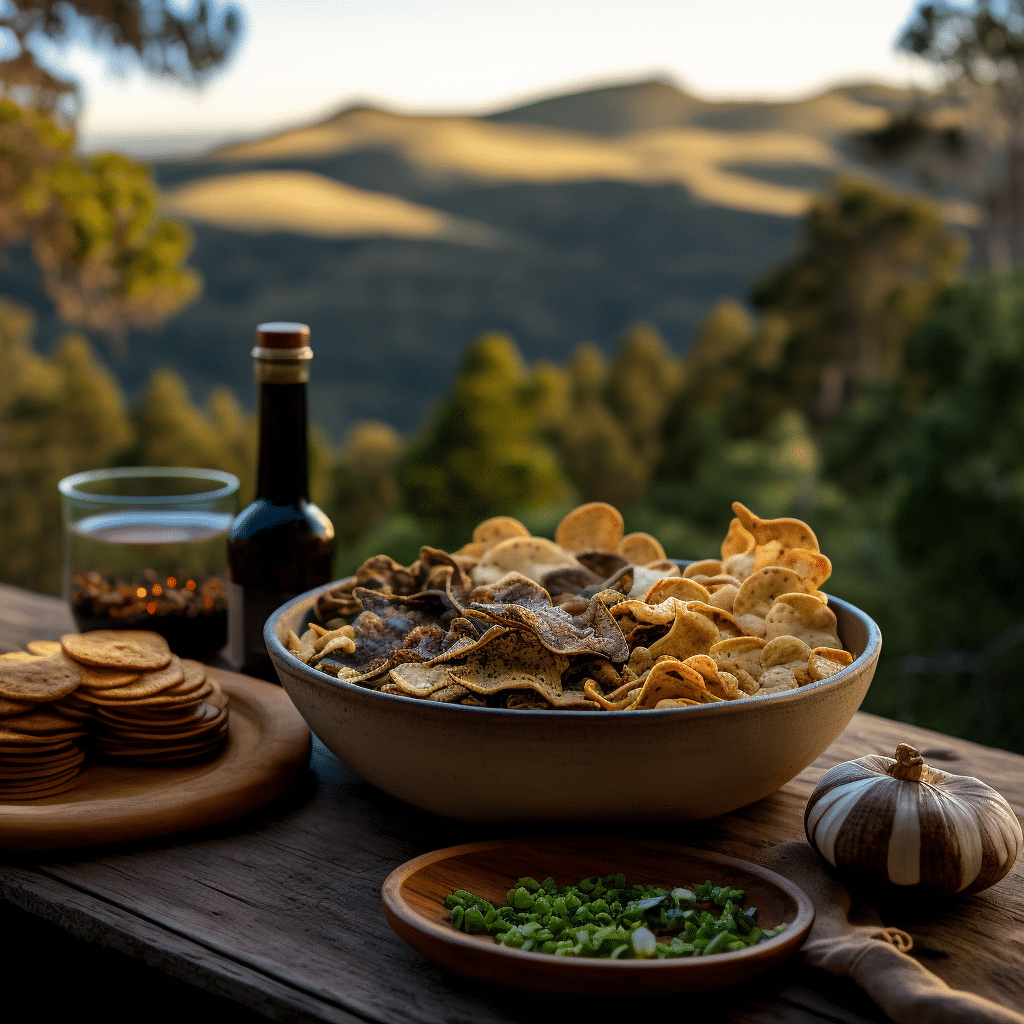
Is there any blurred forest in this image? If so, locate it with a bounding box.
[3,1,1024,755]
[5,174,1024,755]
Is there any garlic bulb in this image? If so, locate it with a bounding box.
[804,743,1023,895]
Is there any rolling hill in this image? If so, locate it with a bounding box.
[0,77,972,441]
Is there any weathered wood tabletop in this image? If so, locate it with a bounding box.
[1,581,1022,1023]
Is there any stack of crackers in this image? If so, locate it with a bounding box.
[0,630,229,801]
[0,642,90,800]
[59,632,229,764]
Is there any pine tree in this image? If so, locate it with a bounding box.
[400,332,569,536]
[558,342,648,507]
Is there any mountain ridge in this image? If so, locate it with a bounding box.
[3,76,968,445]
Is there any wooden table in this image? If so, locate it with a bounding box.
[1,581,1022,1023]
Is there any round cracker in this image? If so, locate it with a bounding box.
[471,515,531,548]
[102,715,227,744]
[761,635,814,670]
[61,630,171,671]
[0,764,80,780]
[116,744,227,765]
[732,567,809,620]
[81,656,184,700]
[205,679,227,711]
[0,653,81,702]
[764,594,841,649]
[645,577,711,605]
[80,680,213,709]
[0,738,77,759]
[96,701,218,726]
[754,545,832,590]
[98,661,206,703]
[0,755,80,774]
[100,703,226,732]
[619,532,666,565]
[180,659,207,688]
[0,696,35,715]
[0,752,85,778]
[471,536,578,587]
[808,647,854,681]
[555,502,624,554]
[102,715,224,738]
[25,640,63,657]
[708,583,740,612]
[77,665,142,690]
[1,707,86,735]
[683,559,724,579]
[1,765,81,789]
[0,725,84,746]
[98,734,226,758]
[0,772,83,801]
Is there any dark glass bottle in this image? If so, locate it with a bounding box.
[228,322,335,679]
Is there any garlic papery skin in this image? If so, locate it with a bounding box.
[804,744,1023,895]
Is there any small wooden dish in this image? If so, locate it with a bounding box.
[382,837,815,994]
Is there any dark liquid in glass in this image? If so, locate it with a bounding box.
[69,511,231,659]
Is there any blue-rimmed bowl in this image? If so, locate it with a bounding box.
[265,578,880,823]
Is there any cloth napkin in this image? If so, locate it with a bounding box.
[760,842,1024,1024]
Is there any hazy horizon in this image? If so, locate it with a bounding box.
[81,69,926,162]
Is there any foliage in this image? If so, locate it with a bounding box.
[814,270,1024,750]
[399,332,571,539]
[750,177,965,426]
[0,1,240,118]
[559,342,650,507]
[605,322,683,478]
[328,421,403,547]
[649,408,827,551]
[891,274,1024,640]
[660,299,770,476]
[37,151,202,348]
[0,1,239,349]
[0,299,132,592]
[899,1,1024,265]
[4,147,1024,755]
[119,366,256,494]
[0,91,202,352]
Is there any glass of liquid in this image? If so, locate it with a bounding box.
[59,467,240,659]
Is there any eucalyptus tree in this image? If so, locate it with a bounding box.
[0,0,241,347]
[900,0,1024,266]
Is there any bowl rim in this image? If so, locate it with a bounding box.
[264,568,881,720]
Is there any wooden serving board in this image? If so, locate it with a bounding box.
[0,668,312,850]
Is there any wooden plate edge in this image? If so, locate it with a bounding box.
[381,838,815,994]
[0,668,312,849]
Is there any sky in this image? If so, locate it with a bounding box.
[71,0,939,157]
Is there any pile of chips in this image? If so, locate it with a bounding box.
[291,500,853,712]
[0,630,229,800]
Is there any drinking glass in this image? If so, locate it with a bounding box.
[58,467,239,659]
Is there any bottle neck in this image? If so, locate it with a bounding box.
[255,375,310,505]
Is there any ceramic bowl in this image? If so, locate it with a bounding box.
[265,579,881,823]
